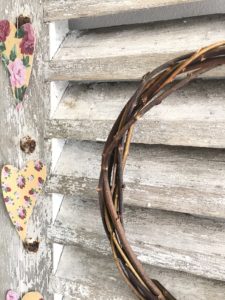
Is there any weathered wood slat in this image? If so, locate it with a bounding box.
[48,196,225,281]
[50,246,135,299]
[44,0,200,22]
[47,141,225,219]
[46,16,225,81]
[51,245,225,300]
[46,80,225,148]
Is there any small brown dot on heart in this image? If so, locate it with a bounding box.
[20,136,36,154]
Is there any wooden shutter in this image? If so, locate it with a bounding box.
[44,1,225,299]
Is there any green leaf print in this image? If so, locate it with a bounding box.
[15,86,27,102]
[10,45,17,62]
[1,53,9,65]
[0,42,6,52]
[1,54,9,72]
[22,56,30,67]
[15,27,25,39]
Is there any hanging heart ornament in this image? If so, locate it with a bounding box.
[22,293,44,300]
[0,19,36,103]
[6,290,44,300]
[1,161,47,242]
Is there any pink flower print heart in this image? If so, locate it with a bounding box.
[0,19,36,104]
[6,290,19,300]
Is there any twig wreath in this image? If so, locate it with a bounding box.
[98,41,225,300]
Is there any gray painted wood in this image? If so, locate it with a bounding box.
[51,245,225,300]
[43,1,225,298]
[48,196,225,281]
[47,141,225,219]
[46,80,225,148]
[43,0,201,22]
[68,0,225,31]
[0,1,52,298]
[46,15,225,82]
[50,245,136,299]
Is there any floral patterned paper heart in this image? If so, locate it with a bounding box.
[0,19,36,104]
[1,161,46,242]
[22,292,44,300]
[6,290,44,300]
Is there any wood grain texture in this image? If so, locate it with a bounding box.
[48,196,225,281]
[46,16,225,81]
[47,140,225,219]
[51,245,225,300]
[0,1,52,298]
[46,80,225,148]
[43,0,201,22]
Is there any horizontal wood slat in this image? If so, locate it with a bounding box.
[50,246,135,299]
[46,141,225,219]
[43,0,201,22]
[46,16,225,81]
[46,80,225,148]
[48,196,225,281]
[51,245,225,300]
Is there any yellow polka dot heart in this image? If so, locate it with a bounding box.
[1,161,47,242]
[22,292,44,300]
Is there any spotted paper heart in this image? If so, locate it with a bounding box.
[6,290,44,300]
[1,161,46,242]
[0,18,36,104]
[22,293,43,300]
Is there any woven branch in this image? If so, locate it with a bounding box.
[98,41,225,300]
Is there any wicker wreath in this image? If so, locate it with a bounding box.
[98,41,225,300]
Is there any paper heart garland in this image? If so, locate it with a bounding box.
[6,290,44,300]
[0,19,36,103]
[1,161,47,242]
